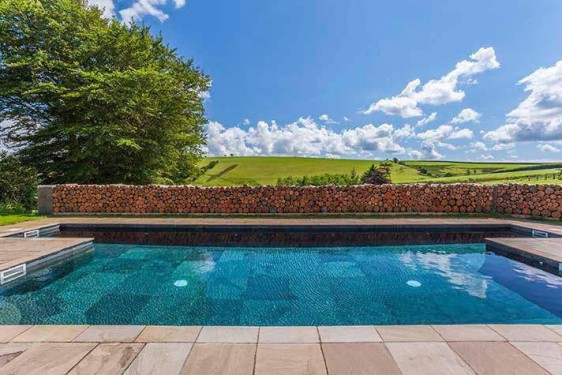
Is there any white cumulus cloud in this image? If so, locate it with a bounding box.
[318,114,338,124]
[419,141,444,160]
[364,47,500,118]
[484,60,562,143]
[416,112,437,127]
[394,124,415,139]
[417,125,474,141]
[470,141,488,151]
[88,0,116,18]
[451,108,481,124]
[120,0,169,24]
[91,0,186,24]
[538,144,560,153]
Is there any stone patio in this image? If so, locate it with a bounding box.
[0,324,561,374]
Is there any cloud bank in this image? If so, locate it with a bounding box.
[204,118,408,157]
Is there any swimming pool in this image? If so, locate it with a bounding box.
[1,238,562,326]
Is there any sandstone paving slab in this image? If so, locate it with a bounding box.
[0,342,96,375]
[259,326,319,344]
[136,326,201,343]
[432,325,505,342]
[0,343,29,369]
[318,326,382,343]
[489,324,562,342]
[322,343,401,375]
[255,344,327,375]
[74,325,145,343]
[12,325,88,342]
[68,343,144,375]
[386,342,474,375]
[181,344,256,375]
[511,341,562,375]
[124,343,192,375]
[449,341,550,375]
[0,326,31,343]
[197,326,259,343]
[546,325,562,337]
[376,325,443,342]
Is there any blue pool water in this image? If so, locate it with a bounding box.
[1,243,562,325]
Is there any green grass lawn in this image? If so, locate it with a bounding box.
[0,214,42,226]
[195,157,562,186]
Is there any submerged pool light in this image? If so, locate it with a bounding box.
[174,280,188,287]
[407,280,421,287]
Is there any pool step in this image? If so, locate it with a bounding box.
[0,237,94,285]
[486,237,562,274]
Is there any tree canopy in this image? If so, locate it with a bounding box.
[0,0,210,184]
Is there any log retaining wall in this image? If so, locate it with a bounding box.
[36,183,562,220]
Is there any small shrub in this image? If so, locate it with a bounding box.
[361,163,392,185]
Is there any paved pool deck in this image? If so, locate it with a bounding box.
[0,324,561,374]
[0,216,558,233]
[2,216,562,373]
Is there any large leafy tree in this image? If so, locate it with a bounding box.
[0,0,210,184]
[0,152,39,211]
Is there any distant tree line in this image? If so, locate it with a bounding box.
[276,163,392,186]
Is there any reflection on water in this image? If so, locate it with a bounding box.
[400,251,489,299]
[480,254,562,317]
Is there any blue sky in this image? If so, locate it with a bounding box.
[93,0,562,161]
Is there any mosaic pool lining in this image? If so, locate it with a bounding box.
[1,242,562,326]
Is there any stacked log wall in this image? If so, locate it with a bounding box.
[47,183,562,219]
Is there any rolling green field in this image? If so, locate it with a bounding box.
[194,157,562,186]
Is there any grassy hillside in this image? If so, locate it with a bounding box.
[195,157,562,186]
